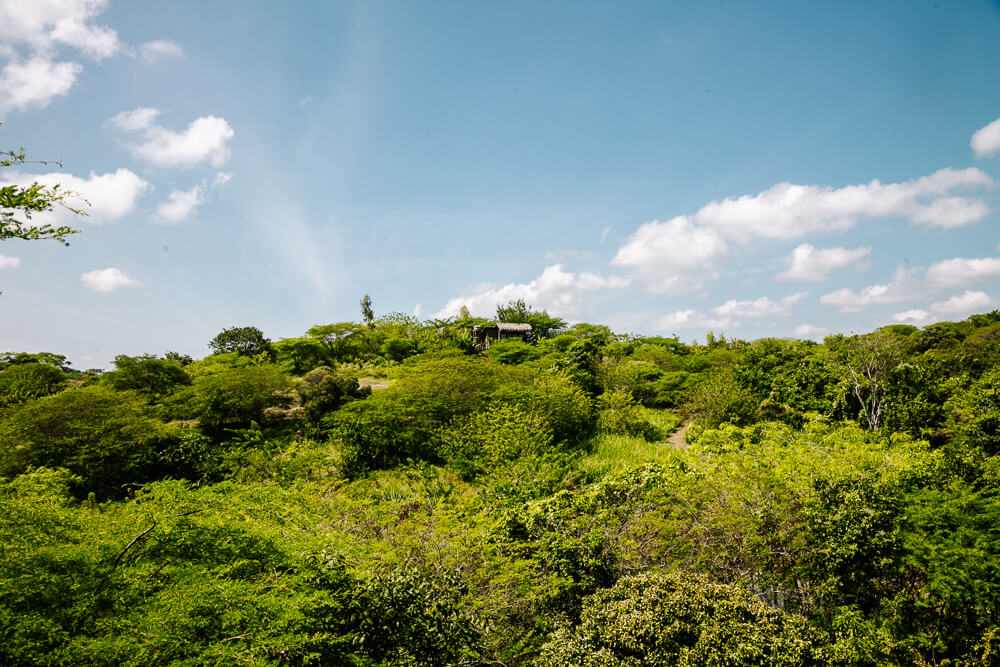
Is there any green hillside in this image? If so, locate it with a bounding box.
[3,305,1000,665]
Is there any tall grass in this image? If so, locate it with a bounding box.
[578,408,683,477]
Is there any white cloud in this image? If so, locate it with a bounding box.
[434,264,630,318]
[80,267,139,292]
[108,108,235,168]
[777,244,871,281]
[600,226,612,242]
[926,256,1000,287]
[820,267,920,312]
[0,56,80,112]
[139,39,182,63]
[651,309,733,332]
[694,168,993,240]
[930,290,993,316]
[156,184,204,223]
[0,0,122,112]
[615,167,992,294]
[412,303,423,318]
[712,292,806,319]
[890,309,933,325]
[794,323,827,341]
[0,0,122,59]
[972,116,1000,158]
[651,293,805,333]
[0,254,20,269]
[611,216,728,293]
[1,168,150,224]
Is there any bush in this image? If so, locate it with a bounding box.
[537,570,825,666]
[486,339,542,365]
[0,361,64,406]
[439,402,554,479]
[0,386,178,497]
[596,389,663,441]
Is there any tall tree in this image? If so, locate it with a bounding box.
[360,294,375,327]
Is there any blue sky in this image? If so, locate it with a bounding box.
[2,0,1000,367]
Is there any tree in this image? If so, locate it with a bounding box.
[0,385,175,498]
[834,330,904,430]
[102,354,190,399]
[360,293,374,327]
[496,298,566,338]
[0,362,65,406]
[538,571,824,666]
[1,145,83,245]
[208,326,273,358]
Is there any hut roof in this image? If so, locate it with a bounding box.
[496,322,533,332]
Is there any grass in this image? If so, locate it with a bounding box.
[578,408,684,478]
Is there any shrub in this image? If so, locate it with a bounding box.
[537,570,825,666]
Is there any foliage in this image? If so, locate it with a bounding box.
[102,354,190,399]
[439,402,554,479]
[486,338,542,364]
[179,364,290,436]
[0,361,65,406]
[360,293,374,326]
[496,298,567,337]
[1,147,83,246]
[0,386,177,497]
[537,571,825,666]
[208,325,273,358]
[596,389,663,441]
[3,311,1000,663]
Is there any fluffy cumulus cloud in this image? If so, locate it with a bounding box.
[820,267,921,312]
[615,168,992,294]
[0,168,150,224]
[930,290,993,315]
[926,256,1000,287]
[652,293,805,333]
[80,267,139,292]
[892,290,994,325]
[695,168,992,240]
[107,108,235,168]
[891,309,933,325]
[777,244,871,281]
[0,56,81,112]
[156,184,205,222]
[0,0,122,112]
[434,264,629,318]
[712,293,806,319]
[139,39,183,63]
[794,323,828,341]
[0,254,20,269]
[611,216,728,293]
[652,309,732,332]
[972,116,1000,158]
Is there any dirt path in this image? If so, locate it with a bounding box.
[667,421,690,449]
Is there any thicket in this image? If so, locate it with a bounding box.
[2,307,1000,665]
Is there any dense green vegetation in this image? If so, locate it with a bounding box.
[2,304,1000,665]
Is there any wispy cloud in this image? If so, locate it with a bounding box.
[139,39,182,63]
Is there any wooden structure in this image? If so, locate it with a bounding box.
[472,322,534,351]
